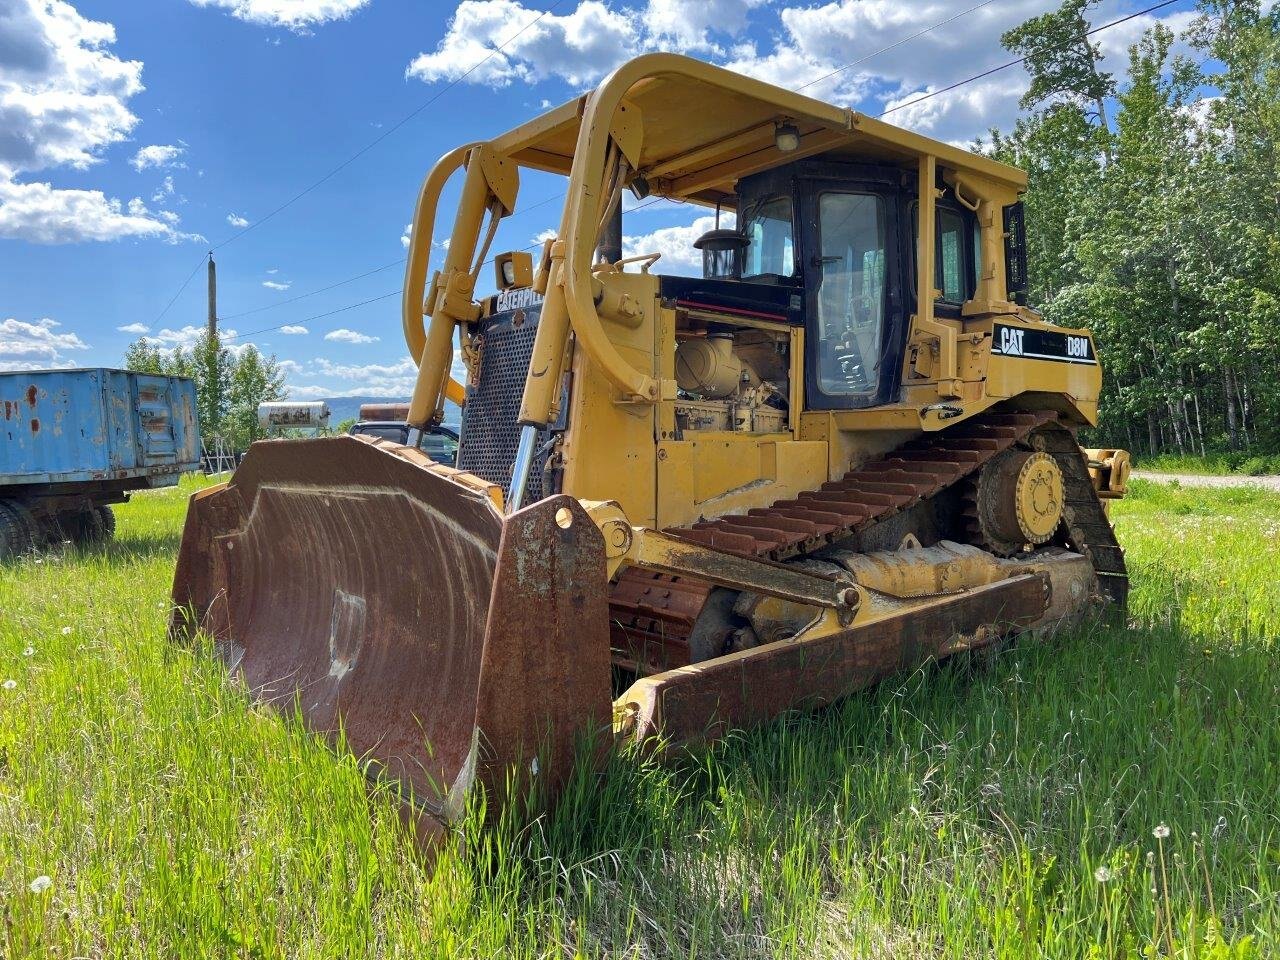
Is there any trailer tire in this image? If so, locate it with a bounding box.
[96,505,117,542]
[63,505,114,547]
[0,500,35,559]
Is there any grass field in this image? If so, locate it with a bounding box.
[0,476,1277,958]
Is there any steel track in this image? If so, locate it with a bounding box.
[609,410,1128,670]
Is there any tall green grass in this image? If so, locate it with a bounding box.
[0,475,1276,958]
[1136,452,1280,477]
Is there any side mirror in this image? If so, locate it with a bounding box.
[1003,201,1029,305]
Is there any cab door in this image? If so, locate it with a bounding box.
[799,175,907,410]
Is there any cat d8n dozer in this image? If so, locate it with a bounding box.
[172,54,1130,836]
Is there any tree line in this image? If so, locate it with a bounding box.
[987,0,1280,458]
[124,333,286,452]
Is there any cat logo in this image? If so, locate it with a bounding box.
[991,322,1098,365]
[999,326,1025,356]
[494,287,544,312]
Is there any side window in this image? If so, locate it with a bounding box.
[911,203,976,304]
[742,197,795,278]
[936,208,965,303]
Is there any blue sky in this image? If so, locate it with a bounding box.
[0,0,1200,398]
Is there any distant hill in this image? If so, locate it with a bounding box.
[314,396,461,429]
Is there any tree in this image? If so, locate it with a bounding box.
[1002,0,1116,131]
[224,345,287,450]
[191,330,233,440]
[987,0,1280,457]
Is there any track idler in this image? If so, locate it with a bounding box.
[170,436,613,838]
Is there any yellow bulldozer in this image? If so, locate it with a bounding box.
[171,54,1131,837]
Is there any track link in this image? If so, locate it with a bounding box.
[609,410,1128,670]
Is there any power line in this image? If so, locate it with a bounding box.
[214,192,694,331]
[879,0,1185,118]
[214,0,1186,347]
[217,257,406,322]
[798,0,1000,92]
[223,196,671,343]
[147,1,568,328]
[150,255,206,328]
[209,0,569,252]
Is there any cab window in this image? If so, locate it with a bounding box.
[742,196,795,278]
[912,203,976,304]
[815,192,887,397]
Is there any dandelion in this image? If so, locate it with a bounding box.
[2,679,16,690]
[60,626,72,636]
[1094,866,1114,883]
[1153,823,1171,839]
[29,875,52,894]
[22,647,33,657]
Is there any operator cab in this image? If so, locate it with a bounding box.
[682,160,985,411]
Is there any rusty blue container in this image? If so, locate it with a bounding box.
[1,368,200,487]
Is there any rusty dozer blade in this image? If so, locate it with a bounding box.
[170,436,612,836]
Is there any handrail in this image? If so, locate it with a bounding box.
[401,144,478,363]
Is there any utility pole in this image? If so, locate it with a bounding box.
[207,252,217,340]
[203,251,223,443]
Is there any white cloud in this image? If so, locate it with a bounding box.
[294,356,418,396]
[150,175,176,203]
[646,0,769,54]
[279,324,308,335]
[149,324,239,349]
[266,267,278,274]
[879,75,1028,147]
[0,317,89,368]
[226,212,250,228]
[117,322,150,334]
[262,279,291,290]
[0,178,199,244]
[315,357,414,379]
[186,0,371,31]
[406,0,640,88]
[622,213,733,275]
[0,0,197,243]
[324,328,379,344]
[130,144,186,171]
[403,0,1193,146]
[401,222,411,249]
[277,358,304,373]
[0,0,142,176]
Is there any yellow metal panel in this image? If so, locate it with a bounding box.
[656,436,828,527]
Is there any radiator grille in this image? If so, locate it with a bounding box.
[456,306,554,502]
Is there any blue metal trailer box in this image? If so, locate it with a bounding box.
[0,369,200,555]
[1,368,199,486]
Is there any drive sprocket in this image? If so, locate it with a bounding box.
[965,448,1065,556]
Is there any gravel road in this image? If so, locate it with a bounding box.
[1131,471,1280,492]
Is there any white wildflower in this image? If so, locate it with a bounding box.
[2,679,16,690]
[1153,823,1171,839]
[1094,866,1114,883]
[60,626,71,636]
[22,647,33,657]
[29,875,52,894]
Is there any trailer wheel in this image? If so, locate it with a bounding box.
[0,500,35,559]
[62,506,114,547]
[96,505,117,542]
